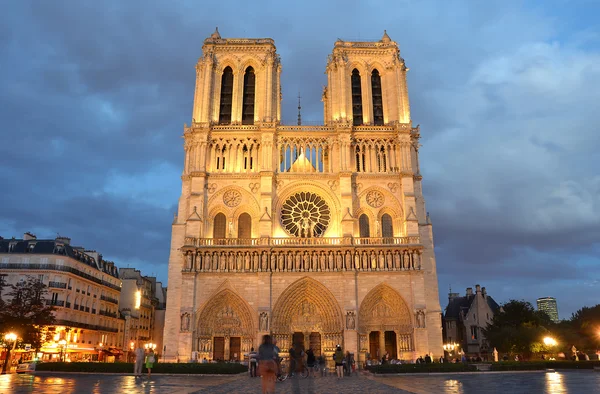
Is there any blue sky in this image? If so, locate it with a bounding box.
[1,0,599,318]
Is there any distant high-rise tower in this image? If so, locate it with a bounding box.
[537,297,559,323]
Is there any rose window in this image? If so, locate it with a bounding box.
[280,192,331,238]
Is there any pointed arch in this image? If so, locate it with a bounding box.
[381,213,393,238]
[213,212,226,239]
[219,66,234,124]
[237,212,252,239]
[242,66,256,125]
[371,69,384,125]
[196,289,255,336]
[351,68,363,126]
[359,214,370,237]
[358,283,412,333]
[271,277,343,333]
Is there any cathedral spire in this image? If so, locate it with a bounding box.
[211,27,221,39]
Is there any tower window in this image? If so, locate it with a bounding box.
[351,69,363,126]
[213,213,226,239]
[237,213,252,239]
[242,67,256,125]
[381,214,393,238]
[371,69,384,125]
[219,67,233,125]
[359,214,370,238]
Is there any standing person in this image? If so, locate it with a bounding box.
[334,345,344,379]
[288,346,296,376]
[134,346,145,377]
[258,335,277,394]
[249,347,258,378]
[145,349,156,378]
[306,348,316,377]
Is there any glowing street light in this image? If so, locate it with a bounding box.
[543,337,557,347]
[1,332,18,374]
[144,342,157,351]
[58,339,67,362]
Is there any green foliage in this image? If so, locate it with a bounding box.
[0,276,56,351]
[366,363,477,374]
[483,300,552,357]
[36,362,248,374]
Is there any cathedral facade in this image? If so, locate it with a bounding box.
[163,29,443,364]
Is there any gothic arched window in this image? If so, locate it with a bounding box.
[238,213,252,239]
[381,214,393,238]
[371,69,384,125]
[242,66,256,125]
[359,214,370,238]
[213,213,227,239]
[219,67,233,124]
[351,69,363,126]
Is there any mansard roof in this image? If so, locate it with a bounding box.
[0,237,120,279]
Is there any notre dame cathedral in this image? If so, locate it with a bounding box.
[163,29,443,364]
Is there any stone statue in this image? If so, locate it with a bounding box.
[196,252,202,271]
[327,251,334,271]
[261,252,268,271]
[181,313,190,332]
[186,253,193,271]
[335,252,342,271]
[244,252,251,271]
[416,310,426,328]
[295,252,302,271]
[319,252,326,271]
[346,311,356,330]
[493,347,499,362]
[259,312,269,331]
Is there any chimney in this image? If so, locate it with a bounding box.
[466,287,473,297]
[482,287,487,297]
[24,232,37,241]
[55,236,71,245]
[476,284,481,294]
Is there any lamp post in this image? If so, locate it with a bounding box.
[1,333,18,374]
[443,342,459,361]
[543,336,557,359]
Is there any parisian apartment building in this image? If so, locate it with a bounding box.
[0,233,166,362]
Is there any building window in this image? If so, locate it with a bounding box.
[351,69,363,126]
[470,326,478,340]
[237,213,252,239]
[219,67,233,124]
[359,214,370,238]
[242,67,256,125]
[213,213,227,239]
[371,69,384,125]
[355,146,366,172]
[376,145,387,172]
[381,214,393,238]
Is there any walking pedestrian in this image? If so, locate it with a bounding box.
[334,345,344,379]
[145,349,156,378]
[249,347,258,377]
[134,346,145,377]
[306,348,316,377]
[258,335,277,394]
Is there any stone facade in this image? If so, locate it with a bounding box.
[443,285,501,356]
[163,29,443,364]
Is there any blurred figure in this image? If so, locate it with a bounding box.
[259,335,277,394]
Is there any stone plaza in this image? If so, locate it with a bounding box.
[1,371,597,393]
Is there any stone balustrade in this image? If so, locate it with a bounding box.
[180,239,423,273]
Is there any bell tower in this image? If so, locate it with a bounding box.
[323,31,410,126]
[192,28,281,126]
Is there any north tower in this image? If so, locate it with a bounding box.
[163,29,443,364]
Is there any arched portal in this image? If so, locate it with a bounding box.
[271,277,344,356]
[358,284,413,360]
[195,289,255,361]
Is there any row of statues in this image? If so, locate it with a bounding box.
[184,249,422,272]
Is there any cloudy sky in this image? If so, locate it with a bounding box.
[1,0,599,318]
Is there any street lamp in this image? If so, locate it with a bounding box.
[144,342,157,351]
[1,333,18,374]
[543,337,557,347]
[58,339,67,362]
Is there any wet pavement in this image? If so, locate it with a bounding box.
[0,370,597,393]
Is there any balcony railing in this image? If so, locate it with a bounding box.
[99,310,117,318]
[45,299,65,307]
[100,295,119,305]
[0,263,121,291]
[66,302,71,308]
[48,281,67,289]
[184,236,420,248]
[55,319,119,333]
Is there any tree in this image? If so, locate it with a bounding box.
[565,304,600,352]
[0,276,56,352]
[483,300,553,359]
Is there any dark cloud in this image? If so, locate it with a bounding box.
[1,0,599,318]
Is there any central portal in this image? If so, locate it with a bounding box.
[291,332,322,355]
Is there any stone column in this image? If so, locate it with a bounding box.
[379,331,385,359]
